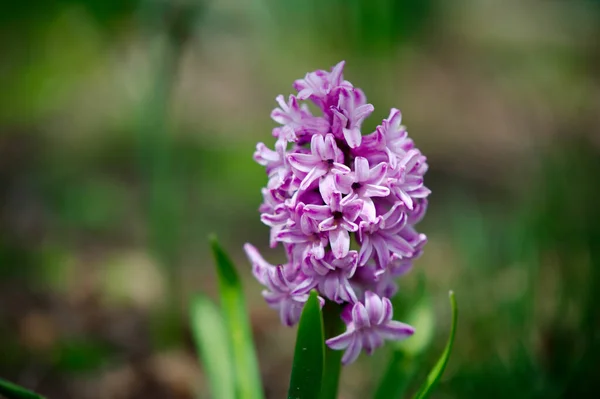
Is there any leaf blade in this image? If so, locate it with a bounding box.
[0,378,45,399]
[288,291,325,399]
[413,291,458,399]
[210,236,264,399]
[190,294,236,399]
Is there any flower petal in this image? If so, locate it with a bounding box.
[377,320,415,340]
[343,127,362,148]
[329,228,350,259]
[288,153,318,173]
[326,330,354,350]
[341,336,362,365]
[352,302,371,329]
[299,165,327,190]
[364,291,385,325]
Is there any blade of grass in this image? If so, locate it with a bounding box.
[0,378,44,399]
[413,291,458,399]
[190,295,236,399]
[210,236,264,399]
[288,290,325,399]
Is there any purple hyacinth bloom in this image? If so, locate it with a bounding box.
[306,250,359,304]
[326,291,414,364]
[304,192,363,259]
[293,61,352,114]
[271,95,329,142]
[244,244,320,326]
[277,202,329,262]
[357,204,414,268]
[247,61,430,364]
[254,139,291,190]
[287,133,351,195]
[331,87,374,148]
[335,157,389,221]
[388,149,431,210]
[376,108,414,165]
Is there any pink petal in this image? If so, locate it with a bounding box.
[288,153,318,173]
[304,204,331,220]
[319,174,337,204]
[352,302,371,329]
[318,217,337,232]
[329,61,346,86]
[372,236,390,268]
[299,165,327,190]
[381,297,394,323]
[322,275,340,302]
[354,157,370,182]
[341,337,362,365]
[329,228,350,259]
[364,291,384,325]
[353,103,374,125]
[360,199,377,222]
[334,172,354,194]
[358,234,372,266]
[276,229,308,243]
[362,330,383,355]
[366,162,388,184]
[340,219,358,232]
[321,134,338,160]
[377,321,415,340]
[326,330,354,350]
[343,201,363,222]
[343,127,362,148]
[385,234,414,258]
[363,184,390,197]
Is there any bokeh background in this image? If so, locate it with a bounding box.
[2,0,600,398]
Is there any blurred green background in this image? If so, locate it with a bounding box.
[1,0,600,398]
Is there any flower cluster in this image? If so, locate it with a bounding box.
[245,61,430,364]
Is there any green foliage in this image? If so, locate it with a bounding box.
[210,236,264,399]
[374,281,435,399]
[0,378,45,399]
[287,291,325,399]
[412,291,458,399]
[190,294,236,399]
[319,302,345,399]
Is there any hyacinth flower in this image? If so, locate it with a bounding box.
[326,291,415,364]
[245,60,432,364]
[191,62,457,399]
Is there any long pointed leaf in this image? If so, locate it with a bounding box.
[319,302,344,399]
[413,291,458,399]
[288,291,325,399]
[190,295,236,399]
[0,378,45,399]
[210,236,264,399]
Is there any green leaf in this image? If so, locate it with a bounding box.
[190,294,236,399]
[413,291,458,399]
[374,288,435,399]
[210,236,264,399]
[0,378,45,399]
[288,290,325,399]
[319,302,345,399]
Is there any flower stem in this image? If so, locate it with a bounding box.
[320,301,345,399]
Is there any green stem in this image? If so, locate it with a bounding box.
[320,301,345,399]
